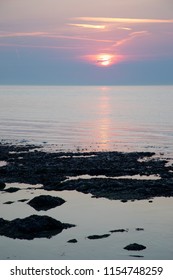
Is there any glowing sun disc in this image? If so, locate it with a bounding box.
[96,54,113,66]
[83,53,123,66]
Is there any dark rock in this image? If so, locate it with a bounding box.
[4,187,20,193]
[129,255,144,258]
[110,229,128,233]
[148,200,153,203]
[124,243,146,251]
[18,199,29,202]
[61,176,173,201]
[3,201,14,204]
[87,234,110,240]
[27,195,65,211]
[0,215,75,240]
[68,239,78,243]
[0,181,6,190]
[135,228,144,231]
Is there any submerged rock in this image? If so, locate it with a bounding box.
[110,229,128,233]
[129,255,144,258]
[0,215,75,240]
[27,195,65,211]
[18,199,29,202]
[135,228,144,231]
[3,201,14,204]
[68,239,78,243]
[87,234,110,240]
[124,243,146,251]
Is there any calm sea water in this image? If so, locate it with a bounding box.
[0,85,173,155]
[0,85,173,260]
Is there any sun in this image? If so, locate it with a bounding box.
[96,53,113,67]
[83,52,123,66]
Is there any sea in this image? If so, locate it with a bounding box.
[0,85,173,260]
[0,85,173,155]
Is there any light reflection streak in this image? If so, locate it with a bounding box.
[95,87,112,150]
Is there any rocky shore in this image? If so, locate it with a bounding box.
[0,142,173,201]
[0,142,173,250]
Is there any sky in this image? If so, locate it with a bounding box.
[0,0,173,85]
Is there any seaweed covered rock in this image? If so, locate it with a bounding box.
[124,243,146,251]
[1,142,173,201]
[87,234,110,240]
[0,215,75,240]
[27,195,65,211]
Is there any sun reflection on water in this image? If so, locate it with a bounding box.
[94,87,113,149]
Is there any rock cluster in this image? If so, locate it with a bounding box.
[0,143,172,201]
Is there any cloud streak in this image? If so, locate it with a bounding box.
[68,23,106,29]
[75,17,173,24]
[0,42,82,50]
[44,34,112,43]
[114,31,150,47]
[117,27,132,31]
[0,32,47,38]
[0,31,112,43]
